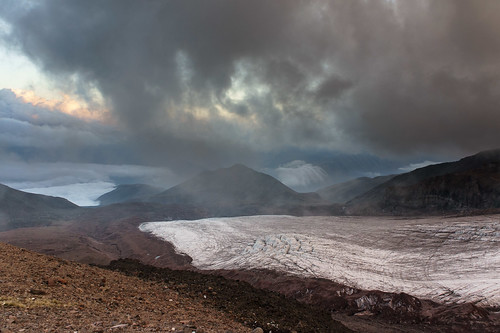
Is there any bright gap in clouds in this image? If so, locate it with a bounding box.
[0,26,108,123]
[12,89,109,122]
[0,37,56,101]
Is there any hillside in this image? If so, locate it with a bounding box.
[317,175,394,203]
[0,202,208,267]
[150,164,323,213]
[0,242,249,332]
[345,149,500,215]
[0,183,79,231]
[0,242,350,332]
[98,184,164,206]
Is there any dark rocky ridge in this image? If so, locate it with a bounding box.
[105,259,351,333]
[345,149,500,215]
[0,184,79,231]
[317,175,395,204]
[97,184,164,206]
[105,259,500,333]
[214,269,499,333]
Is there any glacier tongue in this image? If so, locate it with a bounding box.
[139,215,500,307]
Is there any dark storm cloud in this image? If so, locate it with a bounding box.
[315,76,353,102]
[1,0,500,168]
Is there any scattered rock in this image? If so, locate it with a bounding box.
[354,294,381,311]
[354,310,374,317]
[57,277,68,285]
[46,278,57,287]
[109,323,128,329]
[29,289,47,295]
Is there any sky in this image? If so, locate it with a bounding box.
[1,0,500,204]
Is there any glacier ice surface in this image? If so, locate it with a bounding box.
[140,215,500,306]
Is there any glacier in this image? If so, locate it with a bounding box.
[139,215,500,307]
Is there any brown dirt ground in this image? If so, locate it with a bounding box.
[104,259,351,333]
[0,242,250,333]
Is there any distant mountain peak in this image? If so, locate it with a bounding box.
[149,164,323,210]
[220,163,258,175]
[97,183,164,206]
[228,163,250,170]
[461,148,500,163]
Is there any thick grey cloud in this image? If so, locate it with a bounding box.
[1,0,500,171]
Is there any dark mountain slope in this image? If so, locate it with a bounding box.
[98,184,164,206]
[150,164,323,211]
[0,183,78,231]
[317,175,395,204]
[346,149,500,215]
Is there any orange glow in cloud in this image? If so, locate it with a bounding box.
[12,89,110,123]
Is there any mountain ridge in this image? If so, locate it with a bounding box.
[150,164,323,209]
[0,183,78,231]
[317,175,395,204]
[345,149,500,215]
[97,183,164,206]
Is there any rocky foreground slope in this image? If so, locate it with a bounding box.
[108,259,500,333]
[0,242,249,332]
[0,242,350,333]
